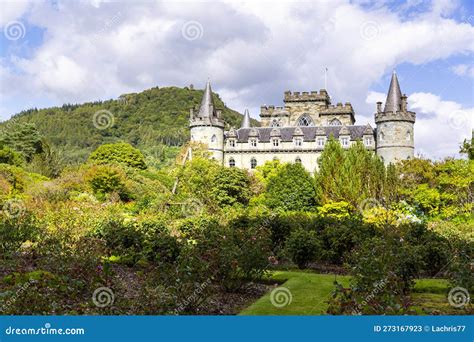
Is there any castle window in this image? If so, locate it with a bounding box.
[406,131,411,141]
[229,139,235,147]
[297,114,314,127]
[229,158,235,167]
[272,138,279,147]
[329,118,342,126]
[379,132,385,141]
[250,158,257,169]
[340,137,349,147]
[294,138,302,146]
[364,137,372,146]
[317,138,325,147]
[211,134,217,143]
[250,139,257,147]
[295,157,302,164]
[271,119,281,127]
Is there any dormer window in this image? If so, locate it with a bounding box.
[250,139,257,147]
[329,118,342,126]
[340,137,349,147]
[364,137,372,146]
[294,138,303,146]
[272,138,279,147]
[229,139,235,147]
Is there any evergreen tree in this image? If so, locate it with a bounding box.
[315,136,345,203]
[265,162,316,211]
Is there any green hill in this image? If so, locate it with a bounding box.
[1,86,254,165]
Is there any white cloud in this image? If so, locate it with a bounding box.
[1,0,473,158]
[450,63,474,78]
[408,92,473,159]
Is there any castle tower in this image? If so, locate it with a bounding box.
[189,81,225,162]
[375,71,416,165]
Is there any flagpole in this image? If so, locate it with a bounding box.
[324,67,328,90]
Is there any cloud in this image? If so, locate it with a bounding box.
[0,0,473,159]
[450,63,474,78]
[408,92,473,159]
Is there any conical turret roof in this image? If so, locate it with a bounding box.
[241,109,251,128]
[384,70,402,113]
[198,80,215,118]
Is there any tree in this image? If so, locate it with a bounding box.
[0,122,43,162]
[0,145,24,166]
[265,162,316,211]
[315,136,345,203]
[211,167,252,207]
[459,134,473,160]
[88,142,147,169]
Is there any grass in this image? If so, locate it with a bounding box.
[240,271,458,315]
[240,271,350,315]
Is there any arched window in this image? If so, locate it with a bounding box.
[250,158,257,169]
[211,134,217,143]
[329,118,342,126]
[229,158,235,167]
[295,157,302,164]
[297,114,314,127]
[406,130,411,141]
[271,119,281,127]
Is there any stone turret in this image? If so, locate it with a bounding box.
[189,81,225,162]
[375,71,416,165]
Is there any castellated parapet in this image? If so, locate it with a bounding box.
[284,89,330,103]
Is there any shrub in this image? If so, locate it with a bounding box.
[85,164,129,201]
[88,142,147,169]
[284,228,321,268]
[327,229,423,315]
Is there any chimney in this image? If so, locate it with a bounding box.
[376,101,382,113]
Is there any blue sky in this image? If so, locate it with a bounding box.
[0,0,472,159]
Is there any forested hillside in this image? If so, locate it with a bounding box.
[1,86,249,165]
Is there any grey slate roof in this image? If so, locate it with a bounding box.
[384,71,402,113]
[197,81,214,118]
[226,125,374,142]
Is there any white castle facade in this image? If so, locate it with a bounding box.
[190,72,415,172]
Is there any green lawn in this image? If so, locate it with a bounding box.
[240,271,350,315]
[240,271,454,315]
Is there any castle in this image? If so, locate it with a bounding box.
[189,71,415,172]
